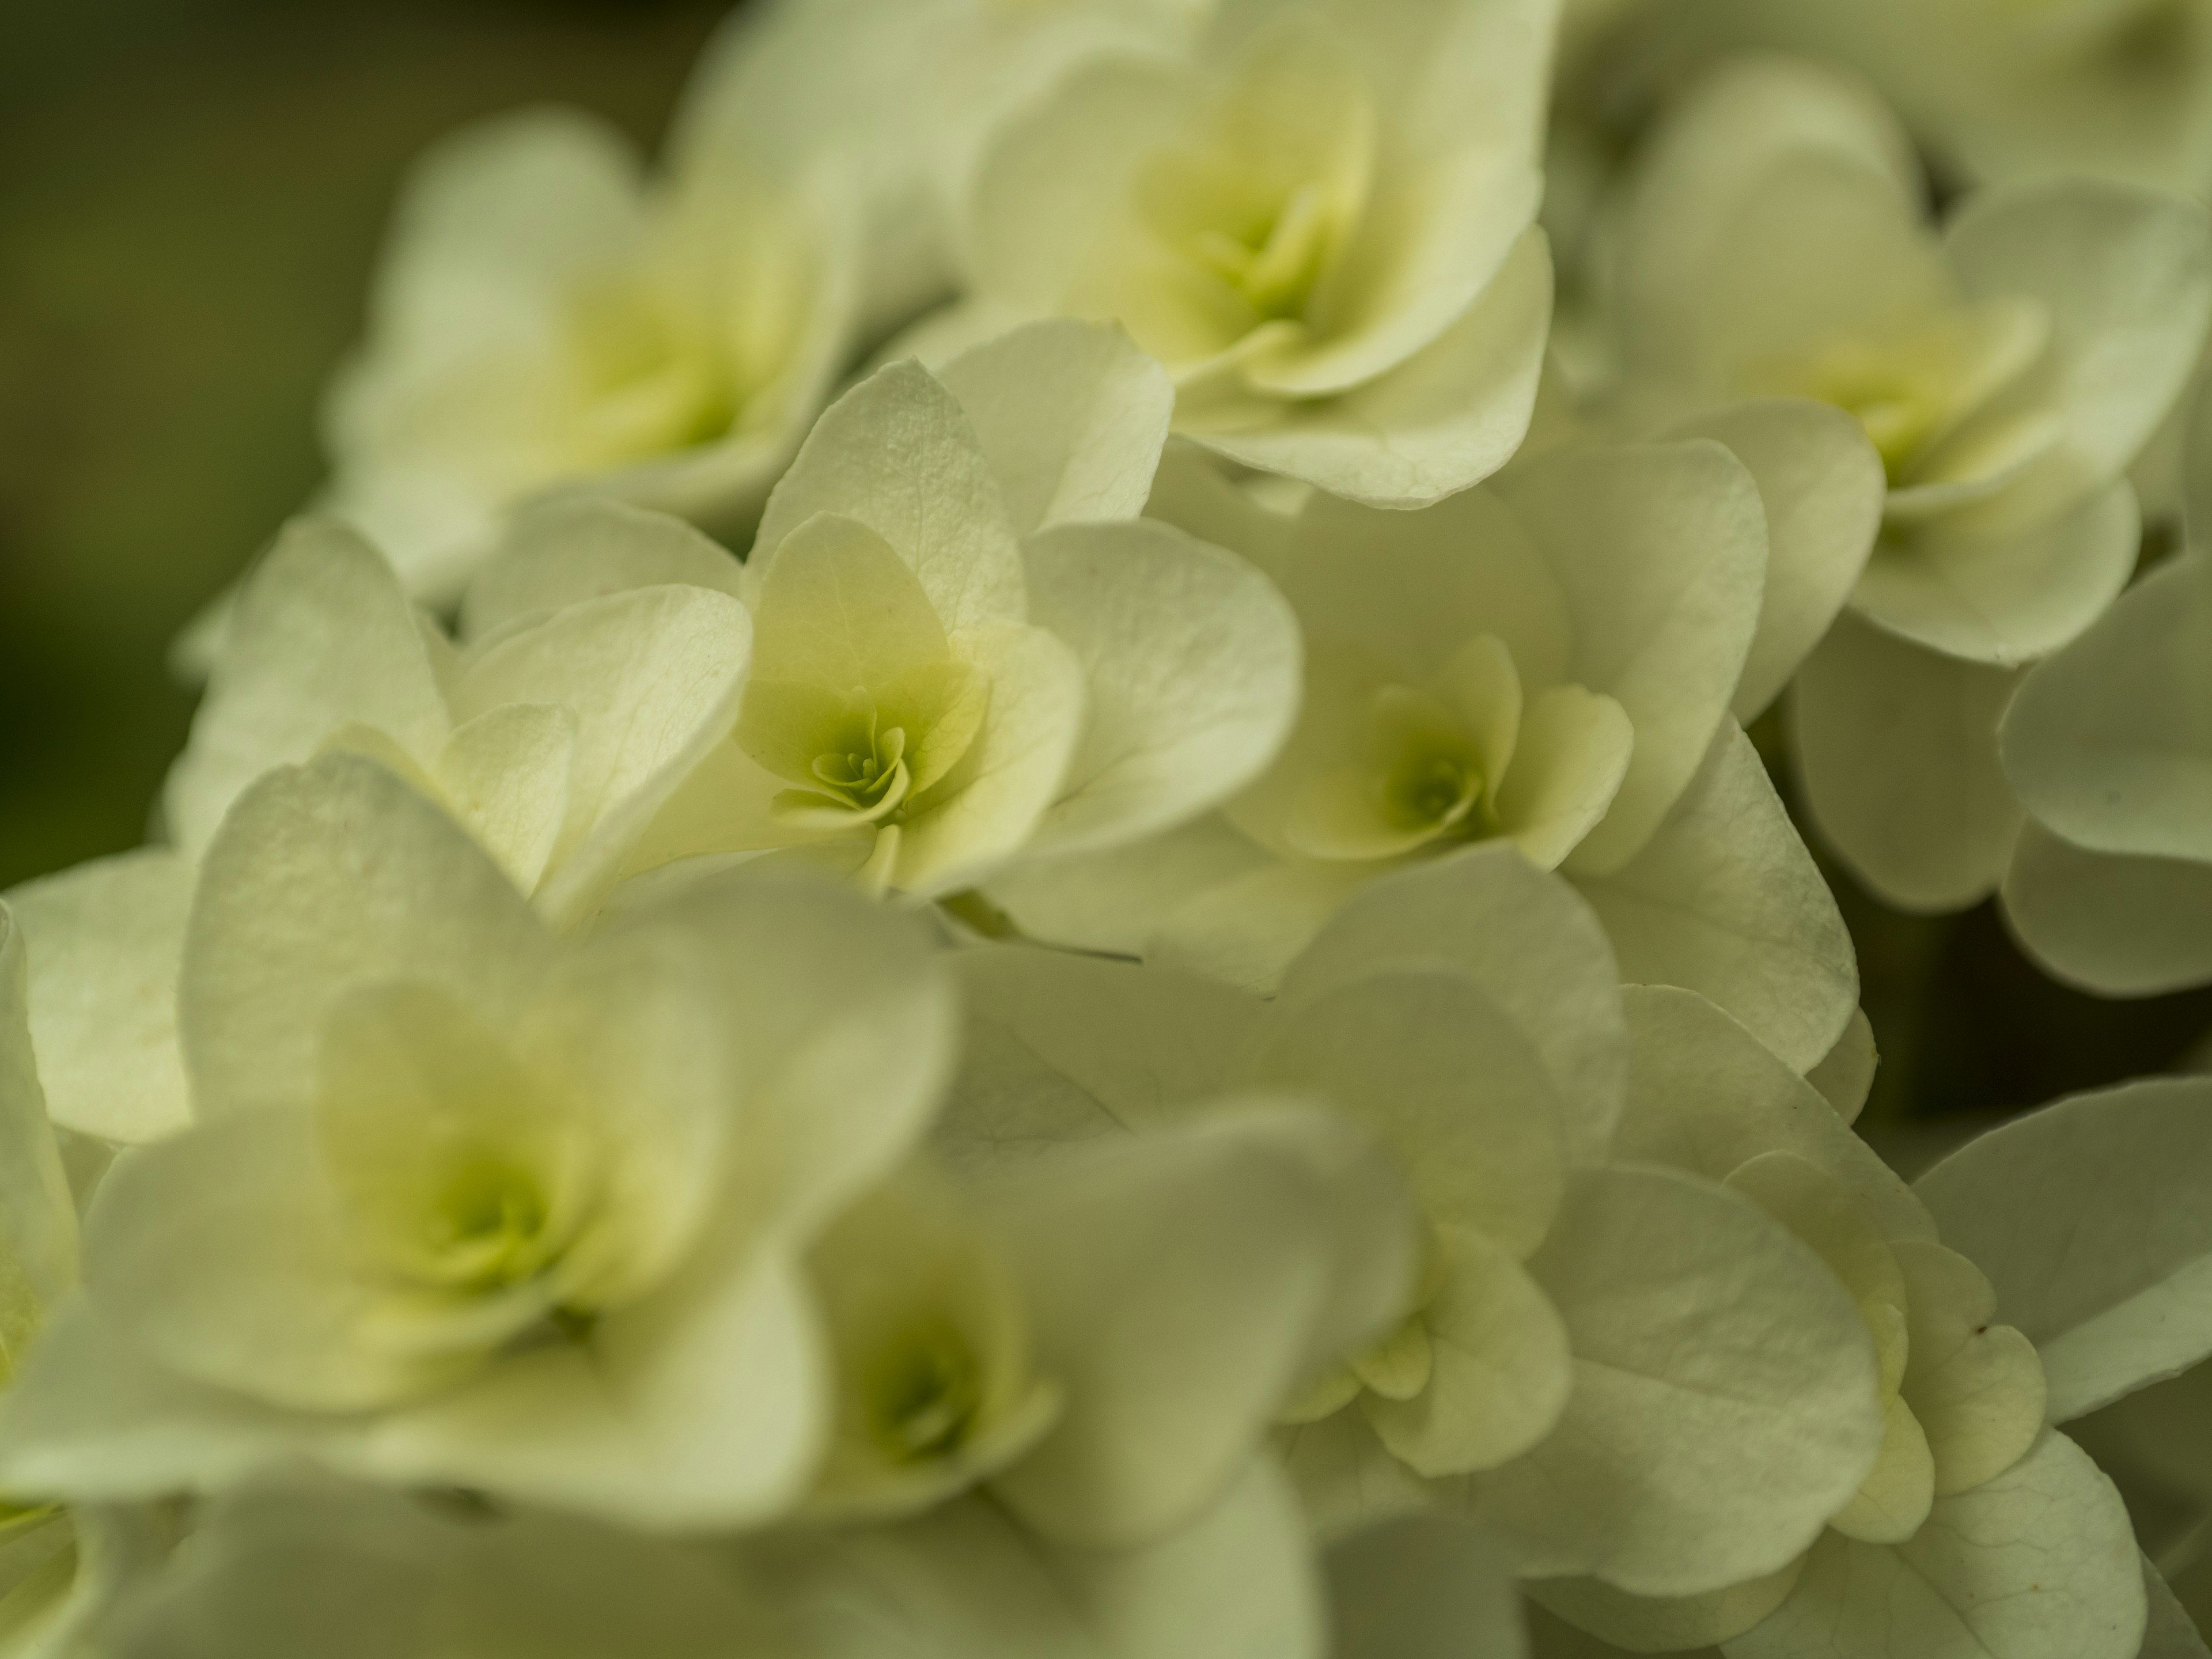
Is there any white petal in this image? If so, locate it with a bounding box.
[358,1243,824,1531]
[1790,613,2025,913]
[609,867,957,1240]
[459,498,745,643]
[1529,1559,1804,1654]
[1660,399,1885,721]
[1853,480,2139,667]
[1281,844,1626,1168]
[1471,1166,1883,1597]
[2001,824,2212,996]
[1501,440,1766,874]
[1181,228,1552,507]
[941,946,1259,1175]
[752,361,1028,633]
[1251,970,1567,1256]
[1572,725,1858,1074]
[982,1108,1412,1549]
[892,622,1088,896]
[1806,1008,1878,1124]
[1915,1075,2212,1422]
[181,755,551,1119]
[5,850,195,1144]
[1946,179,2212,494]
[1999,554,2212,863]
[986,815,1274,959]
[1022,518,1302,857]
[1613,985,1931,1244]
[0,905,79,1307]
[164,518,449,856]
[1729,1431,2145,1659]
[940,320,1175,536]
[452,582,753,923]
[1360,1225,1571,1478]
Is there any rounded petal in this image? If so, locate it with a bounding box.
[941,947,1260,1174]
[164,518,449,856]
[1730,1432,2145,1659]
[181,756,552,1119]
[1529,1557,1804,1653]
[1891,1241,2046,1495]
[1612,986,1931,1245]
[1790,613,2025,914]
[1500,440,1766,874]
[1915,1075,2212,1423]
[1360,1225,1571,1478]
[893,622,1088,896]
[1471,1166,1884,1597]
[2001,824,2212,995]
[6,849,196,1144]
[1853,480,2139,667]
[1661,399,1885,721]
[1279,844,1627,1168]
[1946,179,2212,493]
[984,814,1274,959]
[940,319,1175,537]
[458,498,745,643]
[1181,229,1552,507]
[454,583,753,922]
[752,361,1028,634]
[982,1107,1414,1549]
[0,904,80,1308]
[1021,518,1302,857]
[1572,726,1858,1075]
[1999,554,2212,863]
[1251,970,1567,1255]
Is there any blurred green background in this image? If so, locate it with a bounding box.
[0,0,732,886]
[5,0,2212,1136]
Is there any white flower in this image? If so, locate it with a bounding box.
[613,322,1302,900]
[0,755,955,1532]
[949,850,1888,1596]
[1697,0,2212,198]
[321,107,859,602]
[671,0,1211,340]
[1533,991,2148,1659]
[1999,550,2212,994]
[914,0,1560,507]
[990,438,1858,1073]
[6,503,753,1149]
[1612,55,2212,911]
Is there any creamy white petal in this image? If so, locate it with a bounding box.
[940,320,1175,537]
[2002,824,2212,995]
[1471,1167,1883,1597]
[1572,726,1858,1075]
[1790,613,2025,914]
[1279,844,1625,1166]
[1022,519,1301,857]
[1916,1076,2212,1422]
[1729,1431,2144,1659]
[5,850,195,1144]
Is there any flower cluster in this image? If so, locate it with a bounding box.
[6,1,2212,1656]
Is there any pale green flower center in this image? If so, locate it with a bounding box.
[426,1158,560,1294]
[565,273,741,468]
[1379,745,1484,839]
[1186,181,1339,323]
[866,1319,986,1465]
[802,701,913,819]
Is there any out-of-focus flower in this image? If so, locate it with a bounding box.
[952,851,1890,1603]
[908,0,1561,507]
[1611,55,2212,911]
[1695,0,2212,199]
[671,0,1214,340]
[2000,544,2212,994]
[321,108,860,603]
